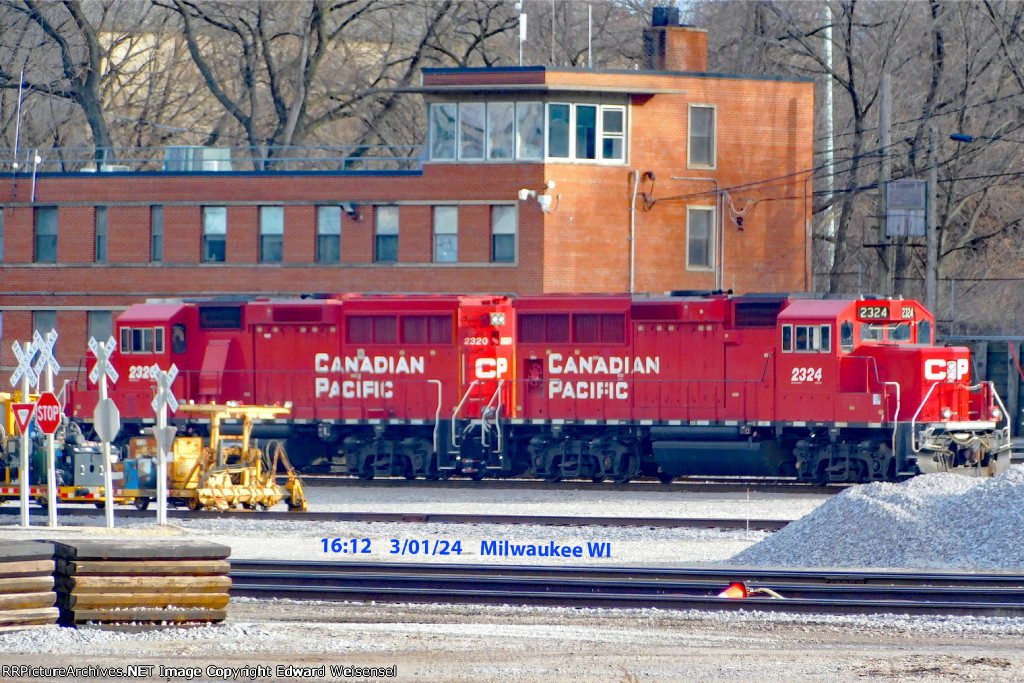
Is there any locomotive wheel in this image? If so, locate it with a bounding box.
[133,497,150,511]
[590,476,606,483]
[657,472,676,484]
[187,497,201,511]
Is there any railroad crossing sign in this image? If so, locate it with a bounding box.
[32,329,59,377]
[88,336,119,385]
[10,340,38,388]
[35,391,61,435]
[11,403,35,434]
[151,363,179,414]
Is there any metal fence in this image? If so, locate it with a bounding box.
[0,144,426,174]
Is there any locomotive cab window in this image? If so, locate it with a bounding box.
[784,324,826,352]
[887,323,911,342]
[840,321,854,352]
[171,324,186,354]
[120,326,166,354]
[861,324,883,342]
[918,320,933,344]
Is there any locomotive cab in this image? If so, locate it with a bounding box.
[782,298,1010,482]
[109,302,194,424]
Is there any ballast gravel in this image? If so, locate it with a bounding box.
[731,466,1024,570]
[2,469,1024,681]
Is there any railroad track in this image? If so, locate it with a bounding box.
[229,560,1024,617]
[0,506,790,531]
[301,474,838,495]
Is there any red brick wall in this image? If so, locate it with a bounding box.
[0,67,812,372]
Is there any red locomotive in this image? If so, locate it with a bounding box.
[67,292,1011,484]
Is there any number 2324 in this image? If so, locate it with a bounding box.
[791,367,822,383]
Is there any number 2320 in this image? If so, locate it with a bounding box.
[791,367,822,383]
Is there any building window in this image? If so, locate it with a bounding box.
[317,206,341,263]
[95,206,107,262]
[375,205,399,262]
[547,103,571,158]
[33,311,57,354]
[575,104,597,160]
[688,104,716,168]
[491,205,516,263]
[433,206,458,263]
[686,206,714,269]
[88,311,113,344]
[202,206,226,262]
[35,207,57,263]
[459,102,485,160]
[602,106,625,161]
[516,102,544,159]
[429,103,457,160]
[487,102,515,159]
[260,206,284,263]
[151,206,163,262]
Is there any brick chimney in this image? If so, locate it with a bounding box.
[643,7,708,72]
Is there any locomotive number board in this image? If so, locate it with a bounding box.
[855,301,916,322]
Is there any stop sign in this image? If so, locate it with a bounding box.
[35,392,62,434]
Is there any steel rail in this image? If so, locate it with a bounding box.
[300,475,839,495]
[229,560,1024,617]
[0,506,790,531]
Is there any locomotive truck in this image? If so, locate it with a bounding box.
[64,292,1010,485]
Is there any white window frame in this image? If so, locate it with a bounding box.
[687,103,716,169]
[433,205,458,263]
[459,102,486,160]
[429,102,458,160]
[546,102,573,159]
[491,204,517,263]
[259,206,284,263]
[685,205,715,271]
[599,105,626,163]
[516,101,544,160]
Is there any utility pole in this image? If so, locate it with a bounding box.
[926,124,938,312]
[878,73,892,296]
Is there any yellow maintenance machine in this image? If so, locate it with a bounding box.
[125,404,307,512]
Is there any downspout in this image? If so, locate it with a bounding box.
[629,170,640,293]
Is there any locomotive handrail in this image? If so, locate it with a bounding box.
[428,380,442,455]
[450,381,479,450]
[480,381,505,455]
[884,381,901,460]
[909,380,1009,454]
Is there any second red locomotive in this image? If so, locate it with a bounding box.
[67,292,1011,484]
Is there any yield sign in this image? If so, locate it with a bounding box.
[11,402,36,434]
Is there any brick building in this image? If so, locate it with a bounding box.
[0,20,813,378]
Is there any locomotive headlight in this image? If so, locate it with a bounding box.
[946,360,957,381]
[941,407,953,419]
[489,312,506,326]
[991,407,1003,420]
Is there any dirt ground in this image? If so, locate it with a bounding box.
[2,600,1024,682]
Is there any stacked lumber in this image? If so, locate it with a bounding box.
[0,541,58,631]
[52,540,231,626]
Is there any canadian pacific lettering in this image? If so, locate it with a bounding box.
[545,353,660,400]
[314,353,424,399]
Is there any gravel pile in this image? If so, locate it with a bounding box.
[730,466,1024,570]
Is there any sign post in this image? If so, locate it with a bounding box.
[32,329,59,528]
[9,339,38,528]
[150,363,178,525]
[89,336,120,529]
